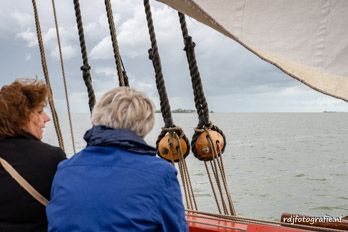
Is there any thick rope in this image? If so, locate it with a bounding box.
[32,0,65,151]
[178,12,210,127]
[144,0,173,128]
[73,0,96,113]
[51,0,76,154]
[177,12,234,213]
[143,0,198,209]
[104,0,129,87]
[178,10,228,157]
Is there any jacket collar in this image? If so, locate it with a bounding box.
[84,125,157,155]
[0,132,39,141]
[21,132,40,141]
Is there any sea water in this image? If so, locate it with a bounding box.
[43,113,348,221]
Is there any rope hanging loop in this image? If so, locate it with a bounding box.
[157,127,190,162]
[192,124,226,161]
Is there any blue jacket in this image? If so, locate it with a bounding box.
[47,126,188,232]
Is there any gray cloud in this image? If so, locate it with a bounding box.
[0,0,347,113]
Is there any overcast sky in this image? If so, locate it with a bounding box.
[1,0,347,113]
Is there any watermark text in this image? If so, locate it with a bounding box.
[282,215,342,225]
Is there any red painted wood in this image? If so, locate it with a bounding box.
[186,213,311,232]
[246,224,309,232]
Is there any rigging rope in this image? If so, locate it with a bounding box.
[143,0,195,210]
[204,161,222,214]
[177,12,226,157]
[214,141,236,214]
[32,0,65,151]
[51,0,76,154]
[72,0,96,113]
[104,0,129,87]
[178,12,209,127]
[168,130,197,210]
[143,0,173,129]
[177,11,235,215]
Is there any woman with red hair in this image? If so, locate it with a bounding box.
[0,79,66,232]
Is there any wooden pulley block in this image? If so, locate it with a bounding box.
[194,130,225,161]
[158,133,189,162]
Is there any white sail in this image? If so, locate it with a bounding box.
[156,0,348,101]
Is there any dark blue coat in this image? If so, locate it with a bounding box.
[0,133,66,232]
[47,126,188,232]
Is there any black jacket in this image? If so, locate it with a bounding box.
[0,133,66,232]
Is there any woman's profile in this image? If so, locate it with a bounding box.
[0,79,66,232]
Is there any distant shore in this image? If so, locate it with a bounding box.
[155,108,214,113]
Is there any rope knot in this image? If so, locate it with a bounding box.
[148,48,154,60]
[184,36,195,51]
[80,65,91,72]
[204,121,213,129]
[162,126,184,137]
[197,121,213,131]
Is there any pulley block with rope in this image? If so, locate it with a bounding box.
[157,127,190,162]
[177,11,235,215]
[177,11,227,162]
[192,127,226,161]
[144,0,196,210]
[144,0,190,162]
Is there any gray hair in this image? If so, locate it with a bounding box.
[91,87,155,137]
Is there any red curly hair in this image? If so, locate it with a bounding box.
[0,79,49,137]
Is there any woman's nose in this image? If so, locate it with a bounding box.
[44,112,51,123]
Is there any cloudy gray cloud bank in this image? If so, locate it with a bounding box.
[0,0,347,113]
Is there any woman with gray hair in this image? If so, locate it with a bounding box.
[47,87,188,232]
